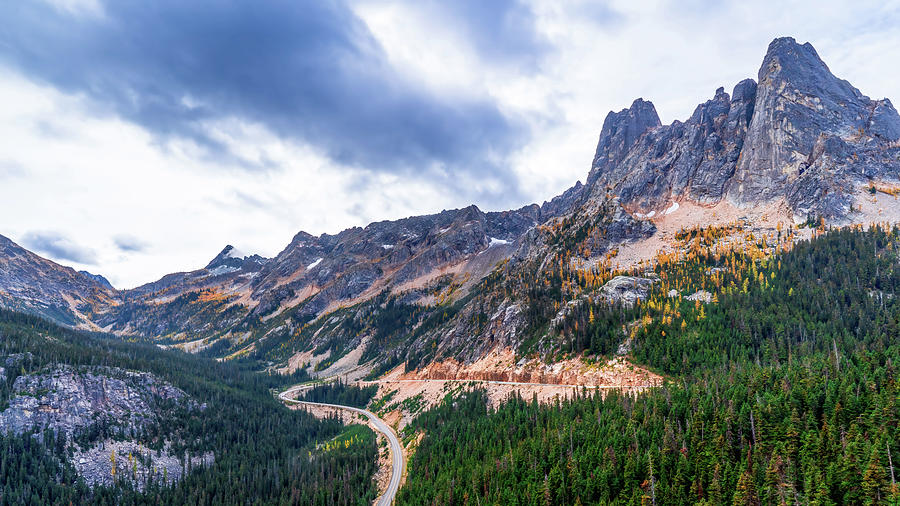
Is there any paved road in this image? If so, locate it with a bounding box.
[278,387,404,506]
[360,378,657,389]
[277,377,655,504]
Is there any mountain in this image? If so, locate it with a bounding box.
[1,37,899,376]
[92,202,568,353]
[78,270,114,290]
[585,37,900,221]
[244,204,547,318]
[0,308,377,503]
[0,234,118,327]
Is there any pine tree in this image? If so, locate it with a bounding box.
[732,469,759,506]
[862,449,887,505]
[764,454,788,505]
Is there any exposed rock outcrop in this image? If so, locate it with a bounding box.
[0,364,190,437]
[0,363,210,490]
[73,439,213,490]
[598,276,657,307]
[585,81,757,214]
[686,290,712,303]
[730,37,900,218]
[588,98,662,186]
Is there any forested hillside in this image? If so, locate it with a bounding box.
[0,310,377,505]
[296,380,379,409]
[398,227,900,505]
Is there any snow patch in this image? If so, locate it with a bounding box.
[439,227,451,234]
[208,265,240,276]
[664,202,680,215]
[488,237,510,247]
[306,258,323,270]
[382,244,394,250]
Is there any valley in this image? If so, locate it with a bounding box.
[2,35,900,504]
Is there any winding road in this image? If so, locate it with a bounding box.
[277,377,656,504]
[278,386,404,506]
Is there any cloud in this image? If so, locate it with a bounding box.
[414,0,550,69]
[574,0,625,27]
[0,0,528,201]
[0,160,25,179]
[21,231,98,265]
[113,234,149,253]
[2,0,900,290]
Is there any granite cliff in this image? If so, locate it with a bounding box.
[584,37,900,221]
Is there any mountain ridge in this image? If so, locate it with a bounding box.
[2,36,899,373]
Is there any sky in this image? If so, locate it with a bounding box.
[1,0,899,288]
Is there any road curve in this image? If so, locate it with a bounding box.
[277,377,654,504]
[278,387,404,506]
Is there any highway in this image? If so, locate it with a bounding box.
[361,377,658,389]
[278,387,404,506]
[277,376,656,504]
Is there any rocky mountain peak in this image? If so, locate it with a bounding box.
[205,245,267,275]
[578,37,900,221]
[205,245,238,269]
[728,38,900,214]
[754,37,865,115]
[588,98,661,185]
[0,234,118,325]
[760,37,831,82]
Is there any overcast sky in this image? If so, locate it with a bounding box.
[1,0,899,288]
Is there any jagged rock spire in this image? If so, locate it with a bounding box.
[584,37,900,221]
[588,98,661,185]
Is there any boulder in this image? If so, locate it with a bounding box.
[599,276,656,307]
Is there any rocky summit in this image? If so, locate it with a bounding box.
[585,37,900,221]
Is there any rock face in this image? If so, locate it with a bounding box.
[585,81,758,213]
[0,234,118,326]
[0,363,210,490]
[599,276,656,307]
[73,439,213,490]
[586,37,900,220]
[0,364,189,437]
[588,98,662,187]
[245,203,548,318]
[729,37,900,218]
[686,290,713,303]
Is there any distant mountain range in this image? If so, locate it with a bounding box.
[2,37,898,375]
